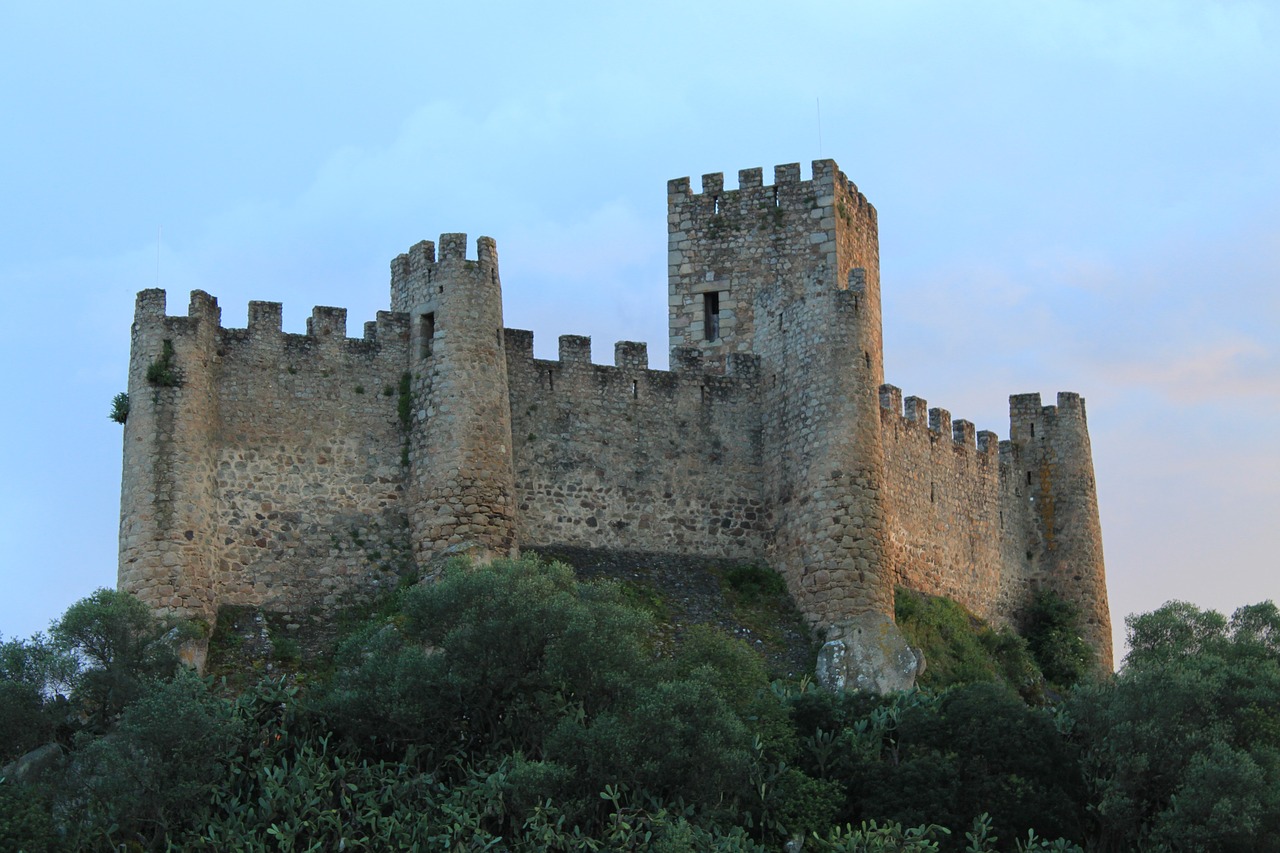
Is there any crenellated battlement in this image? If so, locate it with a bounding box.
[132,289,410,354]
[500,327,760,381]
[1008,391,1090,445]
[119,156,1111,684]
[389,233,500,317]
[667,159,875,228]
[878,383,998,456]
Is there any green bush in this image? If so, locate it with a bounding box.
[60,669,245,849]
[145,339,181,387]
[1070,600,1280,850]
[0,681,49,764]
[787,680,1085,849]
[1023,589,1094,688]
[0,633,76,764]
[50,588,187,728]
[895,588,1041,698]
[0,779,59,853]
[321,555,787,838]
[323,556,655,762]
[108,391,129,424]
[722,563,788,602]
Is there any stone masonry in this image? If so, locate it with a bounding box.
[119,159,1113,679]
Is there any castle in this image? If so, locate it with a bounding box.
[118,159,1112,685]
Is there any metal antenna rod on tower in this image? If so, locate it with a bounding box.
[816,97,823,156]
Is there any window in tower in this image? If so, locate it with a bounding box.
[703,292,721,342]
[419,313,435,359]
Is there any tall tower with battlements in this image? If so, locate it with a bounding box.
[666,161,910,688]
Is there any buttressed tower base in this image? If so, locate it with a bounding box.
[119,159,1112,687]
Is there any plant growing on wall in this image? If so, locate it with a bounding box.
[109,392,129,424]
[145,340,181,387]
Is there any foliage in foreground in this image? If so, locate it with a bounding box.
[1,564,1276,851]
[1070,600,1280,851]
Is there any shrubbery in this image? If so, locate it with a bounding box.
[895,587,1042,699]
[1,562,1276,850]
[1069,601,1280,850]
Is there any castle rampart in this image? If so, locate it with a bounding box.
[120,289,414,624]
[505,330,769,561]
[119,159,1111,683]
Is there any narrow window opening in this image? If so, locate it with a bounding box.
[438,285,444,294]
[778,314,783,330]
[703,292,720,342]
[700,385,706,402]
[772,374,777,387]
[419,313,435,359]
[1026,471,1032,486]
[546,370,554,391]
[496,328,502,347]
[864,351,871,369]
[631,379,638,399]
[1000,510,1004,529]
[930,483,935,504]
[1030,422,1035,438]
[772,186,780,208]
[427,269,434,283]
[490,269,497,284]
[713,196,720,214]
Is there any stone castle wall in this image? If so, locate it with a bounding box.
[505,333,769,558]
[119,158,1112,670]
[878,387,1009,622]
[120,292,414,622]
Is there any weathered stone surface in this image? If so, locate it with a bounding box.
[1,742,64,784]
[816,612,924,693]
[118,159,1113,687]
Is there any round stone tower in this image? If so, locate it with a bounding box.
[118,289,222,625]
[1008,392,1113,670]
[390,234,518,566]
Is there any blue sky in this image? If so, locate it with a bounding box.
[1,1,1276,661]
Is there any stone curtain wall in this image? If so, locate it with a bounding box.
[121,291,413,620]
[210,306,411,612]
[506,331,770,560]
[877,385,1012,624]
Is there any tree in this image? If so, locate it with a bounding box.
[59,668,245,849]
[1023,589,1094,689]
[1071,600,1280,851]
[321,556,777,837]
[0,633,77,762]
[323,556,656,761]
[49,588,187,727]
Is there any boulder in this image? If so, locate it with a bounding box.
[815,612,924,693]
[1,742,64,784]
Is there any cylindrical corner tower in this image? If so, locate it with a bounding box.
[118,289,222,624]
[1008,392,1113,670]
[391,234,518,565]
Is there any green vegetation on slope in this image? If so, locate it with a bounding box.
[894,587,1043,699]
[1,561,1277,851]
